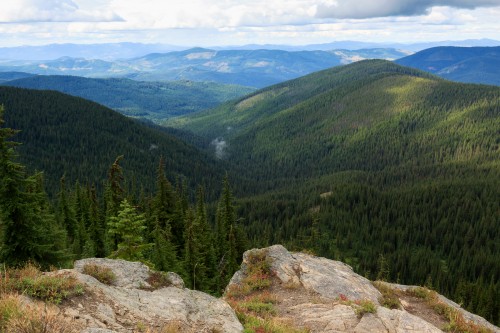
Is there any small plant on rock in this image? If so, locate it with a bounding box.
[146,271,171,290]
[353,299,377,318]
[82,263,116,285]
[373,281,401,309]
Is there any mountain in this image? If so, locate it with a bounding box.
[170,60,500,323]
[396,46,500,85]
[0,42,184,61]
[2,75,254,121]
[0,57,128,77]
[0,86,223,195]
[1,39,496,61]
[247,38,500,52]
[0,48,410,88]
[0,71,35,83]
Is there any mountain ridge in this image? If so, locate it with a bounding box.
[0,85,224,195]
[396,46,500,85]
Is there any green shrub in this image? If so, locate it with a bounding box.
[354,299,377,318]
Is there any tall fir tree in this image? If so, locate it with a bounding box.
[214,174,242,293]
[85,184,107,257]
[148,157,180,271]
[106,155,125,251]
[0,107,68,268]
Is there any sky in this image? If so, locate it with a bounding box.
[0,0,499,47]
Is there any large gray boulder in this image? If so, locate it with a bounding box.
[229,244,382,303]
[68,258,243,333]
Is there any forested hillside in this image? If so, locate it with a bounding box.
[172,60,500,324]
[0,86,224,195]
[0,106,245,294]
[2,75,254,121]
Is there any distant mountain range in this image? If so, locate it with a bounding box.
[2,75,254,121]
[0,42,184,61]
[1,39,498,61]
[222,38,500,52]
[396,46,500,86]
[0,48,409,88]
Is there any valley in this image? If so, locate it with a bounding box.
[0,44,499,330]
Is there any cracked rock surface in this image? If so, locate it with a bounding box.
[61,258,243,333]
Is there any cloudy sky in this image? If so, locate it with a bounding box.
[1,0,499,47]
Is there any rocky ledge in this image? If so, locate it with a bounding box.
[11,246,498,333]
[227,245,499,333]
[60,258,243,332]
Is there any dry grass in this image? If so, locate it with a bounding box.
[373,281,401,309]
[1,263,83,304]
[82,263,116,285]
[1,263,83,333]
[0,293,78,333]
[145,271,171,290]
[406,287,493,333]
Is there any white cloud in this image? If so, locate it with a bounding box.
[0,0,499,47]
[316,0,500,19]
[0,0,122,23]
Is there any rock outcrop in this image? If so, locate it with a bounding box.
[60,258,243,333]
[227,245,499,333]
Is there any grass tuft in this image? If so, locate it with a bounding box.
[146,271,171,290]
[373,281,401,309]
[82,263,116,285]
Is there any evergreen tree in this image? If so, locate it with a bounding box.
[72,182,89,258]
[377,253,390,281]
[183,186,217,291]
[58,175,78,249]
[107,199,151,262]
[148,157,181,271]
[86,184,106,257]
[151,218,180,272]
[106,155,125,251]
[0,107,68,267]
[214,175,241,292]
[183,208,199,289]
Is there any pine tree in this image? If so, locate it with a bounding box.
[72,182,89,258]
[58,175,78,247]
[148,157,181,271]
[377,253,390,281]
[151,218,179,272]
[183,187,217,292]
[107,199,151,262]
[106,155,125,251]
[214,175,241,293]
[86,184,106,257]
[0,107,68,267]
[183,208,200,289]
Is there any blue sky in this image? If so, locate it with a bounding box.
[0,0,499,47]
